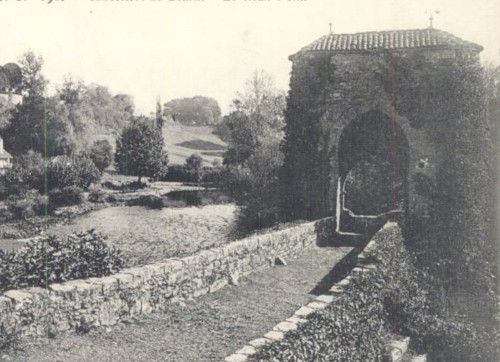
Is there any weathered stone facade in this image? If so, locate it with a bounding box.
[281,29,483,233]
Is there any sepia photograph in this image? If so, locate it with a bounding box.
[0,0,498,361]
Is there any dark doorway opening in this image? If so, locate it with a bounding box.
[336,110,409,233]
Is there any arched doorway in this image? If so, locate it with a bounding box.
[336,110,409,233]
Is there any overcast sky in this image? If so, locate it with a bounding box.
[1,0,499,115]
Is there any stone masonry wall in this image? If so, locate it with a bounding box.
[0,220,324,338]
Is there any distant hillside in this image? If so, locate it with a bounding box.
[163,121,226,166]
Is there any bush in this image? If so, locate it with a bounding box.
[252,225,499,362]
[101,180,147,191]
[252,272,388,362]
[88,186,106,203]
[47,154,101,190]
[88,139,113,172]
[49,186,84,208]
[6,190,48,220]
[0,230,123,292]
[0,151,44,198]
[162,164,223,185]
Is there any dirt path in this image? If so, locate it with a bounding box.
[5,246,354,362]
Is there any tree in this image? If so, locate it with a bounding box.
[114,118,168,182]
[2,63,23,93]
[4,96,77,157]
[185,153,203,183]
[218,69,286,166]
[17,51,47,102]
[220,70,286,232]
[155,96,165,131]
[88,139,113,172]
[163,96,221,125]
[1,53,75,157]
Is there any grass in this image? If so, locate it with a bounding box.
[5,246,353,362]
[162,122,226,165]
[44,204,237,266]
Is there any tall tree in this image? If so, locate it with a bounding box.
[17,51,47,102]
[220,70,286,232]
[114,118,168,182]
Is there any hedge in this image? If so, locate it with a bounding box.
[251,225,498,362]
[0,230,123,292]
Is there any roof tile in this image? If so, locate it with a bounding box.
[295,28,482,56]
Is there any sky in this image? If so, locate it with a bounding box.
[1,0,499,115]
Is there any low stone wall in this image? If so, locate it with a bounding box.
[0,220,323,338]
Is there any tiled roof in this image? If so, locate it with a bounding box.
[293,28,482,56]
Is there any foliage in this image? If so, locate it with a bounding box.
[6,190,48,220]
[49,186,84,207]
[0,316,21,352]
[88,185,106,203]
[0,151,44,198]
[253,225,498,362]
[163,164,223,185]
[17,51,47,102]
[185,153,203,182]
[0,230,123,292]
[279,54,333,222]
[387,54,498,327]
[0,151,100,207]
[217,70,286,234]
[2,68,135,157]
[47,154,101,191]
[4,96,78,157]
[88,139,113,172]
[0,62,22,93]
[252,274,388,361]
[114,118,168,182]
[0,97,15,130]
[163,96,221,125]
[227,138,284,233]
[101,179,147,192]
[57,78,135,142]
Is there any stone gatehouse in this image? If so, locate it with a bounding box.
[280,28,483,234]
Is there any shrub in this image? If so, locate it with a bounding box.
[252,272,388,362]
[162,164,223,184]
[0,151,44,198]
[252,225,499,362]
[0,319,20,352]
[88,139,113,172]
[88,186,106,203]
[6,190,48,220]
[0,230,123,292]
[185,154,203,182]
[49,186,84,208]
[47,154,100,190]
[101,180,147,191]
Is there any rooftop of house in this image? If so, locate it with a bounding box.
[0,150,12,159]
[0,136,12,159]
[290,28,483,59]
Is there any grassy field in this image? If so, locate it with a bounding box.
[162,122,226,165]
[45,204,237,266]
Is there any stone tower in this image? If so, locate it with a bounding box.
[280,28,484,235]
